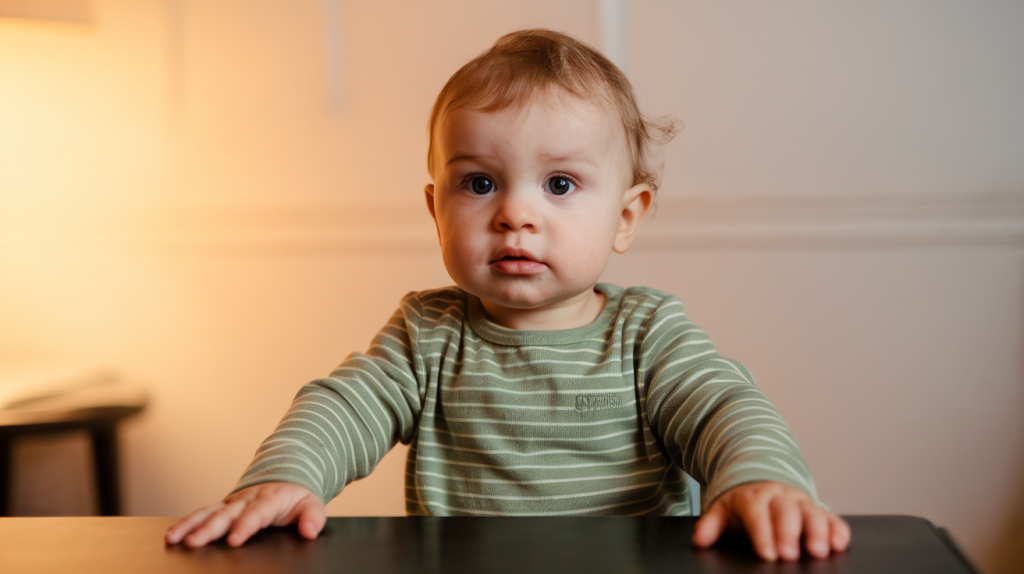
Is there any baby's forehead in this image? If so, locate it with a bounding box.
[438,89,627,151]
[457,86,615,123]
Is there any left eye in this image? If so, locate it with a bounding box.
[545,177,575,196]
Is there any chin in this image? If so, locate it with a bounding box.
[478,285,557,310]
[487,294,550,310]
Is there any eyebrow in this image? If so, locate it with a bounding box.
[444,152,599,168]
[538,152,599,167]
[445,153,487,167]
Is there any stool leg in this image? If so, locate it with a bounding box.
[90,424,121,516]
[0,435,11,516]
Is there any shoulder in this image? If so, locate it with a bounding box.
[606,284,687,319]
[603,285,696,351]
[398,286,470,328]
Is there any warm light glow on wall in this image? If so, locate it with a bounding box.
[0,0,92,25]
[0,2,165,233]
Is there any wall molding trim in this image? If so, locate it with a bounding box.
[637,191,1024,249]
[3,192,1023,253]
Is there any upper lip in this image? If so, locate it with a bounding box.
[490,247,540,263]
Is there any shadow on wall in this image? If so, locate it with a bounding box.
[986,484,1024,574]
[984,270,1024,574]
[987,261,1024,572]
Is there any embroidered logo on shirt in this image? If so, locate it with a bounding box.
[575,395,620,412]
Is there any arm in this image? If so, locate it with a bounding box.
[640,296,848,560]
[167,297,427,547]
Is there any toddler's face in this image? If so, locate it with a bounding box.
[426,90,647,326]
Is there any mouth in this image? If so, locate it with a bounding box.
[490,248,546,274]
[490,247,536,263]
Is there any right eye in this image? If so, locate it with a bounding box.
[469,176,495,195]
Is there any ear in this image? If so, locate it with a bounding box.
[424,183,438,222]
[424,184,442,242]
[613,183,653,254]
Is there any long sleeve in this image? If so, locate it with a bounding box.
[639,296,818,509]
[232,298,426,503]
[229,285,818,515]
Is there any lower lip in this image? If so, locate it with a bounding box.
[491,259,547,274]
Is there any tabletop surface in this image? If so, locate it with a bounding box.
[0,515,976,574]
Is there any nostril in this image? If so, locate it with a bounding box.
[493,206,538,231]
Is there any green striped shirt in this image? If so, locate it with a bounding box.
[234,284,817,515]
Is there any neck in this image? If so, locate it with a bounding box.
[479,288,606,330]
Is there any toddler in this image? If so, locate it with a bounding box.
[167,29,850,562]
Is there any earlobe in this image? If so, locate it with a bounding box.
[613,183,653,254]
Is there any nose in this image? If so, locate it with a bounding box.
[492,188,540,233]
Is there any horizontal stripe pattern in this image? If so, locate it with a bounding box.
[234,284,816,515]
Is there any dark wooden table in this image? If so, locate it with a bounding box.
[0,515,977,573]
[0,383,147,516]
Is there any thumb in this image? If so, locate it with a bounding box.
[692,500,727,548]
[293,496,327,541]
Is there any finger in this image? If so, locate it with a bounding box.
[739,499,777,561]
[692,501,728,548]
[183,500,248,548]
[165,502,225,545]
[800,502,831,559]
[771,497,802,561]
[225,496,284,548]
[829,513,852,552]
[292,496,327,540]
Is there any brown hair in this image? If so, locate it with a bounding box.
[427,29,677,190]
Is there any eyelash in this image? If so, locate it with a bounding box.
[461,174,495,195]
[457,174,581,196]
[544,174,578,196]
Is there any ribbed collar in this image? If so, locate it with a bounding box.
[466,283,624,346]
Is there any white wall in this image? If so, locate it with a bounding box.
[1,1,1022,572]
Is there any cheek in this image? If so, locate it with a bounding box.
[438,202,490,248]
[560,214,617,266]
[579,236,615,268]
[438,220,481,273]
[577,202,622,244]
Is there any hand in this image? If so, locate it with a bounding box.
[165,482,326,548]
[692,481,850,561]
